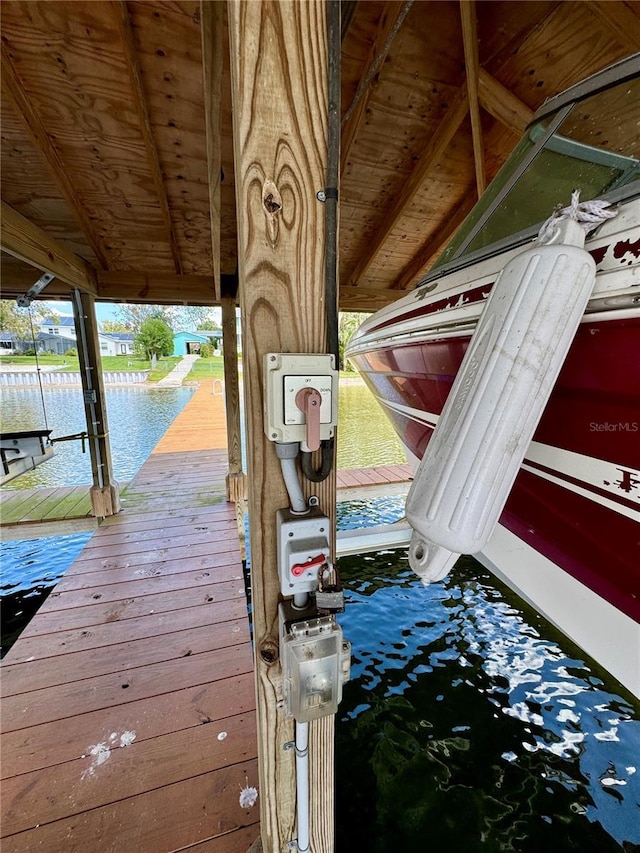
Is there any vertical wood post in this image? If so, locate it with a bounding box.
[228,1,335,850]
[71,289,120,517]
[221,294,245,502]
[201,0,223,301]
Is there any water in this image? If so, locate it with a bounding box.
[0,385,195,655]
[335,548,640,851]
[337,381,406,469]
[0,386,195,488]
[1,532,92,655]
[0,381,404,486]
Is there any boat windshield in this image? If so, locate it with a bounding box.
[432,75,640,271]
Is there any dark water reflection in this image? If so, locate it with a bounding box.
[336,551,639,851]
[1,532,92,656]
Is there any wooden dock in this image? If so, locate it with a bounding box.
[1,384,260,852]
[1,463,412,535]
[336,463,411,490]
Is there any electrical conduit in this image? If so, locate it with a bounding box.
[295,720,310,853]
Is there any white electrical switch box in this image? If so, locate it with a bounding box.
[276,506,331,595]
[264,353,338,446]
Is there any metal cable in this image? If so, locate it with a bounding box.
[341,0,414,129]
[27,305,49,431]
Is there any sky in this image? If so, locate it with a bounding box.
[40,301,223,327]
[42,300,119,323]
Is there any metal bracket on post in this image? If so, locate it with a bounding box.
[16,272,55,308]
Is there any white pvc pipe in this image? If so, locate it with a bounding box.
[279,456,307,514]
[295,721,310,853]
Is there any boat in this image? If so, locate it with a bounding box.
[345,54,640,697]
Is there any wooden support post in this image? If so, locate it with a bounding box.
[221,295,245,502]
[201,0,224,301]
[228,2,335,850]
[71,289,120,518]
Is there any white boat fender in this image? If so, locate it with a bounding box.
[406,196,616,584]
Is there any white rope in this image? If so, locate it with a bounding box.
[536,189,618,245]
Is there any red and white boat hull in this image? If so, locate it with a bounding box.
[347,202,640,696]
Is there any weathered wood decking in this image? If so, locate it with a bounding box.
[1,384,260,852]
[0,463,412,533]
[0,485,93,527]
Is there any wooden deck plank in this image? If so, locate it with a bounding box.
[0,487,60,524]
[39,486,92,520]
[0,489,45,516]
[98,504,232,529]
[91,516,236,542]
[119,492,227,512]
[1,619,250,699]
[1,463,409,530]
[176,825,261,852]
[40,570,244,614]
[2,712,257,836]
[2,761,260,853]
[50,554,244,595]
[58,487,93,520]
[1,486,91,527]
[80,543,238,573]
[59,539,239,574]
[2,642,254,732]
[1,380,258,852]
[19,583,246,637]
[335,464,412,490]
[84,518,237,555]
[4,599,249,664]
[2,673,256,778]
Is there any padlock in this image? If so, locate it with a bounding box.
[315,561,345,614]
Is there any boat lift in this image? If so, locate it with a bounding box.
[0,429,55,486]
[0,275,92,487]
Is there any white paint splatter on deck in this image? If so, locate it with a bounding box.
[82,731,136,779]
[239,785,258,809]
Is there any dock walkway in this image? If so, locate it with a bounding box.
[1,383,260,852]
[0,464,412,535]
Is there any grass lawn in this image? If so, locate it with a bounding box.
[0,354,76,368]
[148,357,182,381]
[184,357,226,382]
[0,354,178,380]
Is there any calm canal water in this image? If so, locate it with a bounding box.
[0,386,196,488]
[1,385,638,847]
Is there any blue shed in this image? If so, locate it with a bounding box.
[172,332,210,357]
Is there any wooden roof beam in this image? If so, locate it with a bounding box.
[200,0,223,301]
[340,1,413,177]
[460,0,486,197]
[478,69,533,137]
[393,190,478,291]
[1,44,109,271]
[115,1,183,275]
[96,270,217,305]
[1,201,97,294]
[339,285,406,312]
[584,1,640,54]
[346,82,469,289]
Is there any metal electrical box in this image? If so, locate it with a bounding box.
[263,353,338,446]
